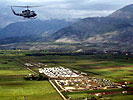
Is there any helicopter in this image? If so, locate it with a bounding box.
[10,6,41,19]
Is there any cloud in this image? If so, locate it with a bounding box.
[17,0,38,2]
[0,0,133,27]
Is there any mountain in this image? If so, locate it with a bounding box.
[84,26,133,44]
[109,4,133,19]
[48,17,133,43]
[0,19,72,43]
[48,4,133,45]
[0,4,133,51]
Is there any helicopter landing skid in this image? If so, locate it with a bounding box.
[23,17,37,20]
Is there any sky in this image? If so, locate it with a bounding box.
[0,0,133,27]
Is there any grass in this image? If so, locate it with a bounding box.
[32,54,133,82]
[109,95,133,100]
[0,51,133,100]
[0,52,62,100]
[0,81,62,100]
[63,89,133,100]
[28,53,133,100]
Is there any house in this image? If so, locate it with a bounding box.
[125,81,131,85]
[95,93,102,96]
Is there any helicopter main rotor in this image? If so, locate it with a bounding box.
[11,5,44,10]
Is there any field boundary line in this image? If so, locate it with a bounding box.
[49,79,67,100]
[27,67,38,74]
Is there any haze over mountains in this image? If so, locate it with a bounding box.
[0,4,133,51]
[0,19,72,44]
[50,4,133,44]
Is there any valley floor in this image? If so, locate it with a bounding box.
[0,51,62,100]
[0,50,133,100]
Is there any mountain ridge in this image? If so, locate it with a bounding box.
[48,4,133,45]
[109,4,133,18]
[0,19,73,40]
[0,4,133,51]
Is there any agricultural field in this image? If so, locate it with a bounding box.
[0,51,62,100]
[31,54,133,83]
[27,53,133,100]
[0,50,133,100]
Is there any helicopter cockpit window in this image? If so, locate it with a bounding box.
[30,11,35,14]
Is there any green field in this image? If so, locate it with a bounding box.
[0,51,133,100]
[28,53,133,100]
[32,54,133,82]
[0,51,62,100]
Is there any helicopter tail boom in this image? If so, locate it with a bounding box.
[11,6,23,16]
[11,7,16,15]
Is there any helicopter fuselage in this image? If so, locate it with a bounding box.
[21,10,37,18]
[11,7,37,18]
